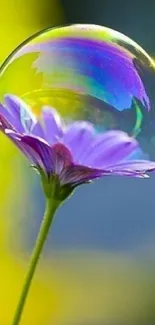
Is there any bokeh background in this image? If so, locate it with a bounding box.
[1,0,155,324]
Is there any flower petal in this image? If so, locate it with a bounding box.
[4,95,38,133]
[4,129,43,167]
[63,121,95,162]
[19,135,53,173]
[31,121,45,138]
[109,160,155,173]
[51,143,73,174]
[60,158,155,187]
[60,165,110,186]
[0,97,44,138]
[0,112,16,131]
[82,130,138,168]
[20,137,73,175]
[79,130,124,163]
[41,106,63,144]
[0,102,20,130]
[0,110,46,168]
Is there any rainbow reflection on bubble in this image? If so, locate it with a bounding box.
[0,24,155,158]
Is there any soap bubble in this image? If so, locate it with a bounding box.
[0,24,155,158]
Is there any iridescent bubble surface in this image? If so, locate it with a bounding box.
[0,24,155,158]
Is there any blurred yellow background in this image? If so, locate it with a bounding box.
[0,1,64,324]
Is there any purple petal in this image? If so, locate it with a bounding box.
[51,143,73,174]
[0,103,19,129]
[0,113,16,131]
[63,121,95,162]
[0,97,44,138]
[60,158,155,186]
[60,165,106,186]
[19,135,53,173]
[4,129,42,167]
[4,95,37,133]
[80,130,125,163]
[41,106,63,144]
[0,111,47,169]
[82,130,138,168]
[0,115,28,157]
[109,160,155,173]
[31,121,45,139]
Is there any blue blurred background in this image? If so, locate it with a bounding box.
[1,0,155,324]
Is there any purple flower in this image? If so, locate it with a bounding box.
[0,95,155,198]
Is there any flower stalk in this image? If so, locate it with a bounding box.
[11,197,61,325]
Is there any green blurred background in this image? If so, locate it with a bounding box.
[1,1,155,324]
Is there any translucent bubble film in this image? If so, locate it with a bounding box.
[1,24,155,159]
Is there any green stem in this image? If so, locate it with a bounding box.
[11,198,60,325]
